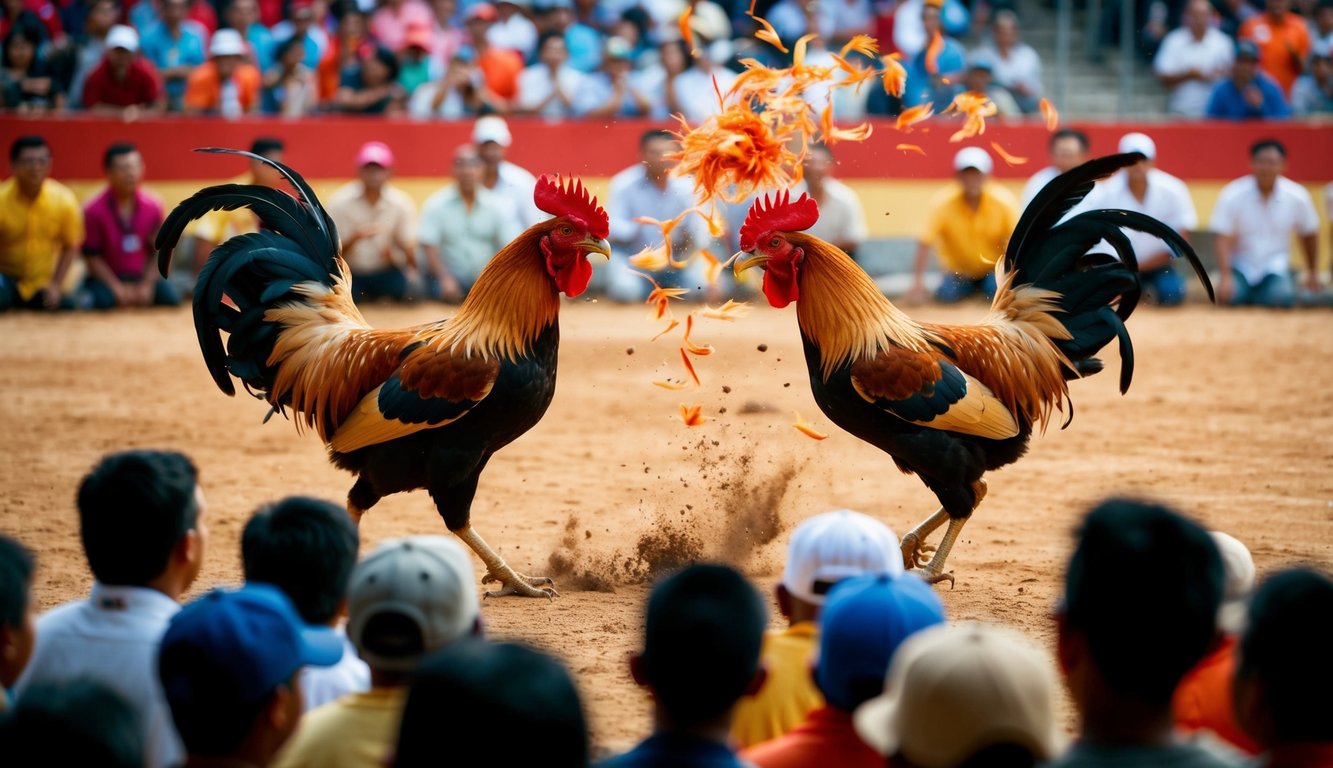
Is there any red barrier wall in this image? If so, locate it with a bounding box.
[1,115,1330,181]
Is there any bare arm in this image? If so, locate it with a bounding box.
[1300,232,1319,291]
[907,240,931,303]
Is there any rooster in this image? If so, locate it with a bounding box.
[732,153,1213,584]
[156,149,610,598]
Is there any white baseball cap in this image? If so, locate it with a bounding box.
[953,146,993,174]
[1118,131,1156,161]
[472,115,512,147]
[106,24,139,53]
[209,28,247,58]
[780,510,903,605]
[1211,530,1255,634]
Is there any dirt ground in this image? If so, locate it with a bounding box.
[3,300,1332,755]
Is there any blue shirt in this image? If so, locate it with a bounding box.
[902,36,966,108]
[565,22,604,73]
[596,733,750,768]
[140,23,207,103]
[1204,74,1291,120]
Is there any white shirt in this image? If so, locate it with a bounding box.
[1021,165,1062,210]
[607,164,703,254]
[483,160,542,229]
[517,63,586,120]
[1209,175,1320,283]
[975,42,1044,100]
[893,0,928,57]
[417,184,523,287]
[1153,26,1234,117]
[16,584,184,768]
[673,66,739,124]
[487,13,538,60]
[1085,168,1197,263]
[407,79,470,121]
[327,182,418,274]
[300,634,370,713]
[791,177,869,249]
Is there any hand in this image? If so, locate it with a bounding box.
[354,222,382,240]
[39,282,62,309]
[135,281,155,306]
[437,272,463,303]
[1243,85,1265,108]
[1216,274,1233,304]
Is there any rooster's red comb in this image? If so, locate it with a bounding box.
[739,191,820,251]
[535,174,609,240]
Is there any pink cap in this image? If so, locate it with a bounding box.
[356,141,394,168]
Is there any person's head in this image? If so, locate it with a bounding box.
[1264,0,1290,18]
[615,6,650,49]
[992,8,1020,47]
[816,573,946,713]
[603,34,634,74]
[953,147,993,197]
[241,496,359,627]
[248,136,285,186]
[1,679,144,767]
[1317,0,1333,33]
[8,135,51,195]
[159,585,343,761]
[273,33,305,70]
[209,28,248,79]
[400,20,432,59]
[1056,498,1222,715]
[658,37,690,76]
[1233,40,1260,84]
[86,0,120,35]
[1117,132,1156,183]
[0,535,36,690]
[1249,138,1286,189]
[2,25,40,72]
[639,129,679,181]
[355,140,394,193]
[962,58,994,94]
[802,144,836,186]
[288,0,315,30]
[77,449,206,594]
[855,622,1065,768]
[630,564,766,729]
[1210,531,1255,635]
[921,0,942,35]
[395,640,588,768]
[1234,568,1333,748]
[1311,45,1333,83]
[464,2,497,42]
[534,0,572,33]
[1048,128,1089,172]
[160,0,188,25]
[452,144,483,194]
[103,142,143,196]
[226,0,259,31]
[778,509,903,624]
[104,24,139,74]
[1183,0,1214,36]
[361,45,398,86]
[472,115,512,166]
[347,536,481,677]
[536,29,568,69]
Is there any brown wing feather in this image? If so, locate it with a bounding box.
[398,344,501,401]
[849,347,941,400]
[923,322,1070,430]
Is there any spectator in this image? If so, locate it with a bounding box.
[317,3,368,104]
[262,35,319,116]
[732,510,903,749]
[575,34,654,117]
[891,0,970,58]
[822,0,876,48]
[370,0,433,55]
[975,10,1043,113]
[1047,497,1242,768]
[1173,532,1262,755]
[272,0,326,72]
[159,585,344,768]
[515,29,584,118]
[670,35,738,123]
[908,147,1019,304]
[1205,40,1292,119]
[408,50,481,119]
[15,449,207,768]
[0,0,50,47]
[1314,0,1333,49]
[461,2,523,108]
[184,136,284,278]
[1209,138,1319,307]
[791,144,869,261]
[271,536,482,768]
[184,28,263,116]
[855,622,1066,768]
[1021,128,1089,209]
[955,55,1023,116]
[81,142,179,310]
[241,496,368,713]
[901,0,965,109]
[604,129,708,303]
[1154,0,1236,117]
[742,573,945,768]
[395,640,589,768]
[1084,132,1198,306]
[473,115,542,227]
[597,564,766,768]
[396,20,437,96]
[636,36,690,120]
[537,0,602,73]
[1,679,145,767]
[327,141,418,302]
[0,136,81,312]
[0,535,34,712]
[1291,42,1333,113]
[82,25,164,116]
[140,0,207,111]
[50,0,116,108]
[227,0,275,71]
[488,0,538,60]
[1240,0,1311,94]
[418,144,521,303]
[1233,567,1333,767]
[1,24,62,111]
[426,0,464,62]
[334,44,406,114]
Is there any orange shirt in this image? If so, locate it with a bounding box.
[183,60,262,113]
[1173,635,1262,755]
[478,48,523,101]
[1240,12,1311,95]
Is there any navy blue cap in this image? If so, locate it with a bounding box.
[1235,39,1260,60]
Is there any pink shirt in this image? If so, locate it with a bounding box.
[369,0,433,53]
[82,187,165,277]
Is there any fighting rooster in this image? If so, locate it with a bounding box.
[733,154,1212,584]
[156,149,610,598]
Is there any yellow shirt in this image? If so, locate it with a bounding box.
[730,622,823,749]
[0,177,83,300]
[270,686,406,768]
[919,184,1019,279]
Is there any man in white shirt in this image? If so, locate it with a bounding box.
[670,37,738,124]
[327,141,418,302]
[791,144,869,261]
[473,115,543,228]
[1020,128,1089,210]
[516,30,585,119]
[1085,133,1198,306]
[1154,0,1235,117]
[974,10,1044,113]
[1210,139,1320,307]
[16,449,209,768]
[488,0,538,60]
[418,144,523,302]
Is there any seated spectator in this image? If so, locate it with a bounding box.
[140,0,207,111]
[515,29,584,118]
[395,640,588,768]
[327,141,418,302]
[489,0,537,60]
[742,573,945,768]
[407,50,481,119]
[396,20,438,97]
[1,24,62,112]
[226,0,274,71]
[1291,43,1333,114]
[159,585,344,768]
[974,10,1043,113]
[241,497,368,712]
[0,0,51,49]
[271,536,482,768]
[460,3,523,109]
[955,56,1023,116]
[0,136,82,312]
[1240,0,1311,95]
[82,25,164,116]
[537,0,602,73]
[597,564,766,768]
[184,29,262,116]
[1,679,145,767]
[371,0,433,55]
[317,3,368,105]
[901,0,965,109]
[732,510,903,749]
[15,449,206,768]
[575,35,654,118]
[891,0,970,58]
[185,136,284,278]
[1154,0,1235,118]
[855,622,1066,768]
[670,35,738,123]
[1233,567,1333,767]
[473,115,542,227]
[1046,498,1243,768]
[271,0,327,71]
[81,142,179,310]
[1021,127,1090,210]
[1315,0,1333,51]
[0,535,34,712]
[1173,532,1261,754]
[1206,40,1291,120]
[49,0,114,109]
[426,0,464,62]
[334,45,406,114]
[262,35,319,116]
[791,144,870,261]
[635,36,690,120]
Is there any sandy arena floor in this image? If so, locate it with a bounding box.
[2,300,1332,754]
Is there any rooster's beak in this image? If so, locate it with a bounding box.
[579,237,612,260]
[733,252,769,276]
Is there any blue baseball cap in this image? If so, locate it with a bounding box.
[815,573,946,712]
[159,584,344,707]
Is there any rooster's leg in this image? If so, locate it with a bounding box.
[900,509,949,570]
[456,525,559,600]
[915,516,968,587]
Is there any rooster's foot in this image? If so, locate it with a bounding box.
[482,571,559,600]
[900,533,937,570]
[910,567,955,588]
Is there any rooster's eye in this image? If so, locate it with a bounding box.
[769,237,781,248]
[561,226,572,235]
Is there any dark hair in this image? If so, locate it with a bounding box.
[537,29,566,54]
[2,24,43,70]
[241,496,359,625]
[808,143,834,160]
[165,665,293,756]
[641,564,766,726]
[273,35,304,63]
[0,535,34,629]
[395,640,588,768]
[1062,498,1222,704]
[249,136,284,157]
[367,44,399,80]
[0,679,144,768]
[1050,128,1089,152]
[619,6,651,39]
[1237,568,1333,742]
[9,135,47,164]
[958,742,1039,768]
[78,450,199,586]
[1250,138,1286,159]
[102,142,137,170]
[639,128,676,149]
